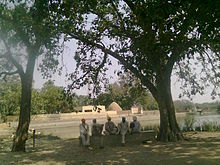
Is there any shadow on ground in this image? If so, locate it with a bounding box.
[0,132,220,164]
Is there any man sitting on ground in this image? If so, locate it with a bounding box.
[91,119,104,148]
[130,116,141,133]
[104,116,118,135]
[91,119,104,136]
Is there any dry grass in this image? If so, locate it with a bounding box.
[1,123,220,165]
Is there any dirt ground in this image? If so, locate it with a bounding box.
[0,123,220,165]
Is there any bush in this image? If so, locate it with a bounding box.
[202,121,214,131]
[194,122,220,132]
[202,121,220,132]
[183,114,195,131]
[0,110,7,123]
[195,126,202,131]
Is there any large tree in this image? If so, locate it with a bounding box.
[52,0,219,141]
[0,1,61,151]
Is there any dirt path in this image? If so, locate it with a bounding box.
[0,123,14,138]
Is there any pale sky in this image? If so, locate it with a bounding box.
[33,40,220,104]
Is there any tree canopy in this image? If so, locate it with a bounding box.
[94,74,158,110]
[50,0,220,141]
[0,1,61,79]
[50,0,220,97]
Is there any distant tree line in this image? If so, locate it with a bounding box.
[0,77,90,119]
[0,76,21,121]
[173,100,194,111]
[173,99,220,113]
[0,75,159,120]
[1,76,219,121]
[94,74,158,110]
[195,101,220,113]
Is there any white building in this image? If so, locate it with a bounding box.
[131,106,143,114]
[80,105,106,114]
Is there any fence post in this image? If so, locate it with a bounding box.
[33,129,36,148]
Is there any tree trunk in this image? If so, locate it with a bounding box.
[12,54,36,152]
[155,75,183,142]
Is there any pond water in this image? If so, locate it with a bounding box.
[178,114,220,130]
[141,113,220,131]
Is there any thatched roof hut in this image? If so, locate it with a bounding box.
[107,102,122,111]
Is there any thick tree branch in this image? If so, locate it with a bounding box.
[3,40,25,77]
[166,51,181,78]
[94,53,107,82]
[124,0,135,13]
[110,0,126,31]
[204,50,219,83]
[67,32,158,97]
[166,37,199,78]
[0,70,19,81]
[69,70,90,89]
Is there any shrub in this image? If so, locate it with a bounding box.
[195,122,220,132]
[202,121,214,131]
[183,114,195,131]
[202,121,220,132]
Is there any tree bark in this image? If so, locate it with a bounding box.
[154,74,183,142]
[11,54,36,152]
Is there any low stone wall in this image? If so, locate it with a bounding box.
[31,112,116,121]
[90,130,156,147]
[31,110,162,121]
[5,110,185,123]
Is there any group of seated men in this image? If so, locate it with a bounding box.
[79,116,141,147]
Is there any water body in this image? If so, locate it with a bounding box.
[194,114,220,126]
[178,114,220,130]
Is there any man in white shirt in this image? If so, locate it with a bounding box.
[118,117,129,145]
[79,118,90,147]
